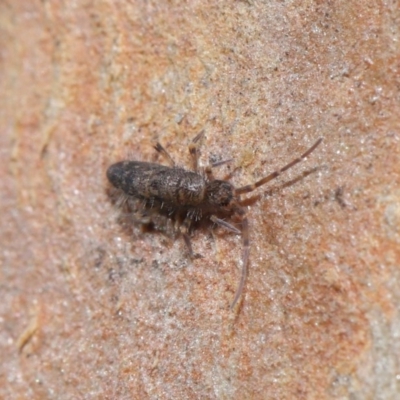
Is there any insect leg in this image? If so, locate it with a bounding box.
[205,159,234,181]
[189,130,233,178]
[205,166,215,181]
[230,207,250,309]
[188,130,205,172]
[154,143,176,167]
[181,218,202,258]
[236,138,322,195]
[210,215,241,234]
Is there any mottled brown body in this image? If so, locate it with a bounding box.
[107,161,234,221]
[106,133,322,309]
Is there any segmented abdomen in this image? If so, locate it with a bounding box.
[107,161,206,206]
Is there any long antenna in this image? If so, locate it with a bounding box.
[236,138,323,195]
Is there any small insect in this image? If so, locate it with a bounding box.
[107,133,322,309]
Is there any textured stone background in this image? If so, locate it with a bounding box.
[1,1,400,399]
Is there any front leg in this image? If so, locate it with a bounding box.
[210,215,241,234]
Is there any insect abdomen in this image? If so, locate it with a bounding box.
[107,161,155,197]
[107,161,206,206]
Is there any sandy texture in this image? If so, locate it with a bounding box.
[1,0,400,398]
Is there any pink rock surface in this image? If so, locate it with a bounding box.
[1,1,399,398]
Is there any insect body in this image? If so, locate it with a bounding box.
[107,133,322,309]
[107,162,236,221]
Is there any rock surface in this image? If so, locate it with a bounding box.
[1,1,400,398]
